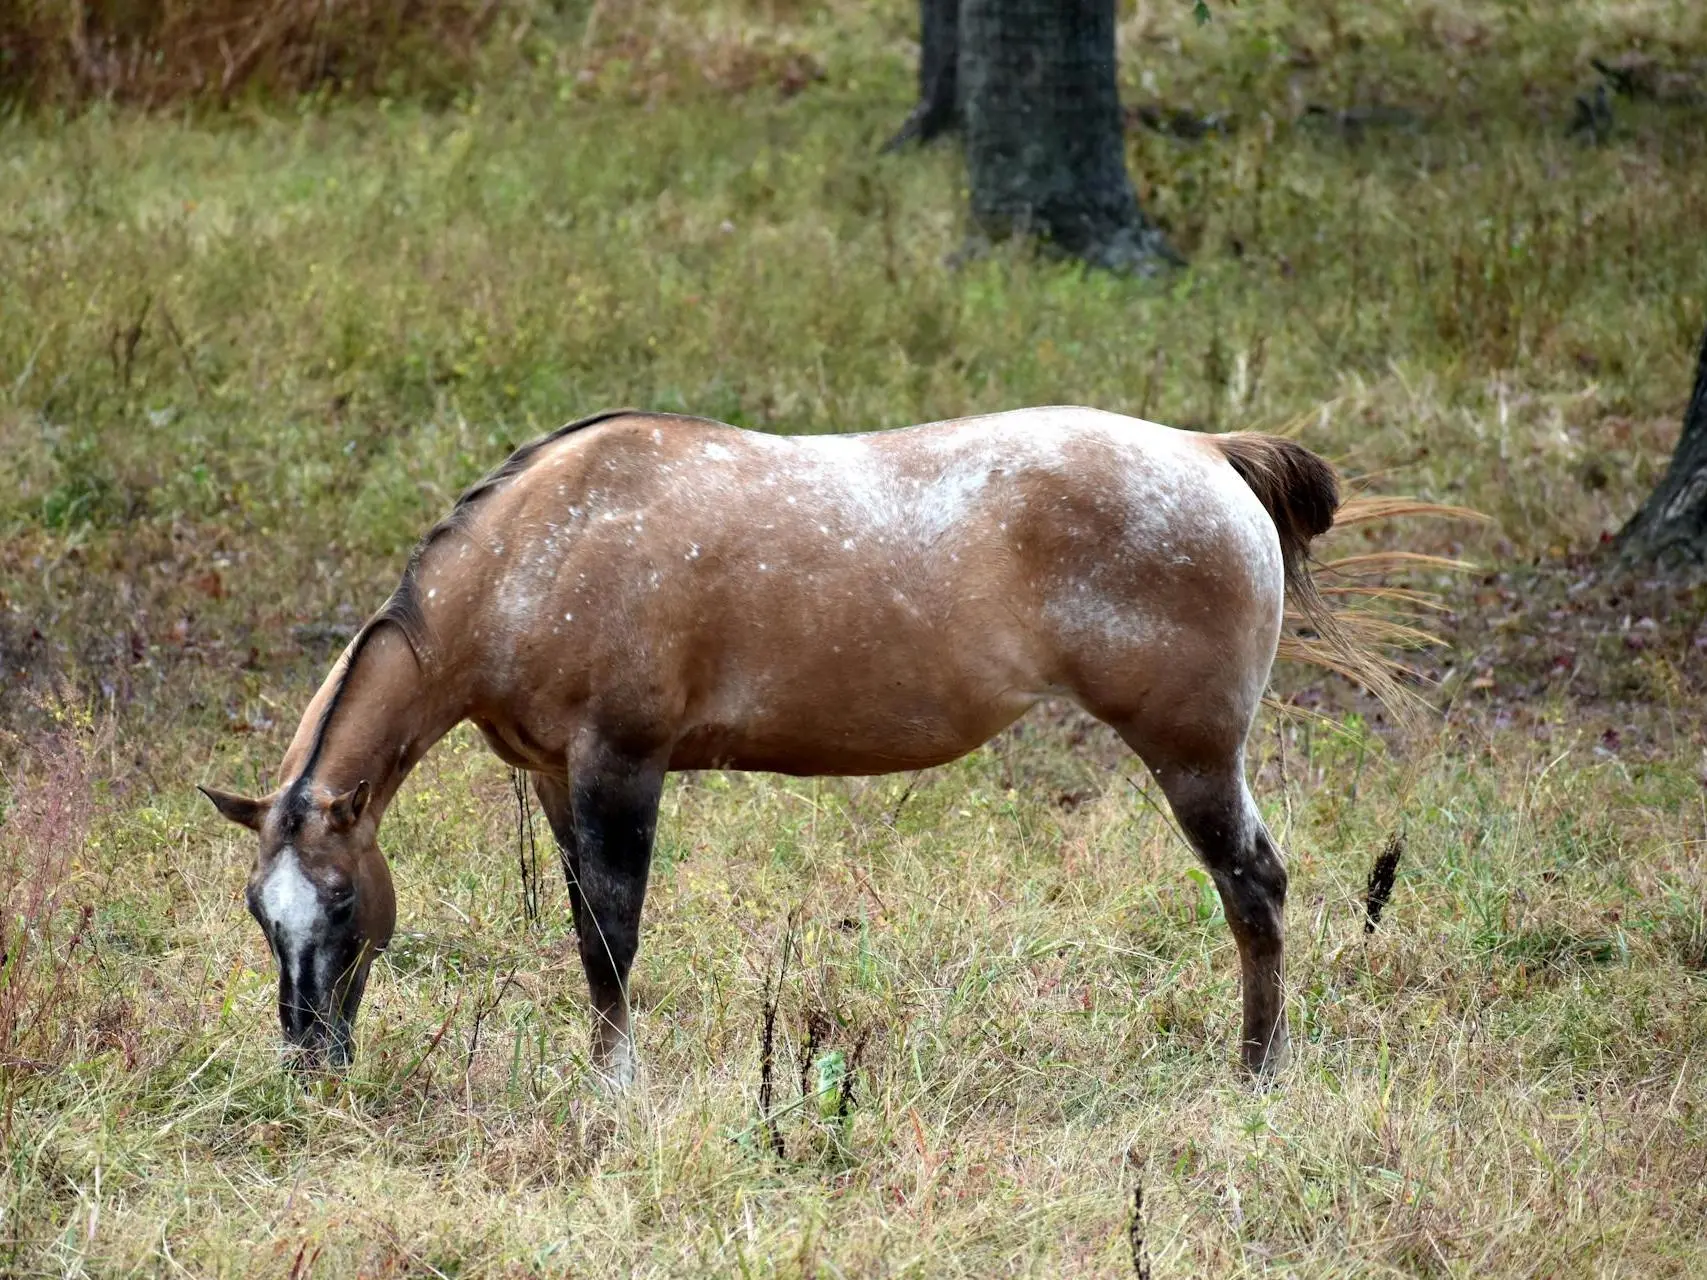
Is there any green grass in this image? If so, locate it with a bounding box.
[4,1,1707,1275]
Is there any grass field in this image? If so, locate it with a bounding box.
[4,1,1707,1275]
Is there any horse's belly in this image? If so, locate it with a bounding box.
[669,675,1038,776]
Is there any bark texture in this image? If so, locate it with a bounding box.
[1617,319,1707,573]
[959,0,1174,272]
[882,0,960,152]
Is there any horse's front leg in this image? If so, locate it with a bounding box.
[531,772,586,934]
[564,742,664,1089]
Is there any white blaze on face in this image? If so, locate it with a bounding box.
[259,848,327,996]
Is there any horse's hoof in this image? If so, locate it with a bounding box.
[594,1041,637,1092]
[1243,1031,1291,1079]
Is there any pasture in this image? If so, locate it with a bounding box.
[3,1,1706,1274]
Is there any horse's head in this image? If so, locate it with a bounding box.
[200,779,396,1068]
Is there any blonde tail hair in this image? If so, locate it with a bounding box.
[1216,432,1476,729]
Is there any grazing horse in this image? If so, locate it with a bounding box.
[202,405,1383,1081]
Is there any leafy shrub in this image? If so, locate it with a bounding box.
[0,0,533,107]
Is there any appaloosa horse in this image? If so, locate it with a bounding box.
[203,406,1387,1082]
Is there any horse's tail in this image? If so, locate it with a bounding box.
[1216,432,1447,727]
[1216,433,1339,604]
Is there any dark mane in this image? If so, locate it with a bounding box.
[371,407,642,658]
[283,408,641,824]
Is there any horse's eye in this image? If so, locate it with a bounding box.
[327,888,357,921]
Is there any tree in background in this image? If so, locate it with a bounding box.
[1617,320,1707,572]
[889,0,1177,273]
[883,0,960,152]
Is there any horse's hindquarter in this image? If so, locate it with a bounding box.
[461,409,1284,776]
[1017,419,1287,736]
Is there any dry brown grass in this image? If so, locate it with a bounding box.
[0,713,99,1095]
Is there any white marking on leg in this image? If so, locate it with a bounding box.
[600,1034,637,1091]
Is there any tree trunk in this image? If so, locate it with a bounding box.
[959,0,1175,272]
[882,0,960,153]
[1616,318,1707,572]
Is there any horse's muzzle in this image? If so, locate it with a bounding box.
[278,965,366,1070]
[280,1015,354,1070]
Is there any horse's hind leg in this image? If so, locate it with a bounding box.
[563,742,664,1088]
[1118,728,1290,1075]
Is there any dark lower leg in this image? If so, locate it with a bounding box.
[1154,764,1289,1074]
[532,772,586,933]
[567,748,663,1083]
[1217,831,1288,1074]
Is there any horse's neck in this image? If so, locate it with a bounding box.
[281,624,467,816]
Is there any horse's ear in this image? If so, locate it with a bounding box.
[327,780,371,833]
[200,786,268,831]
